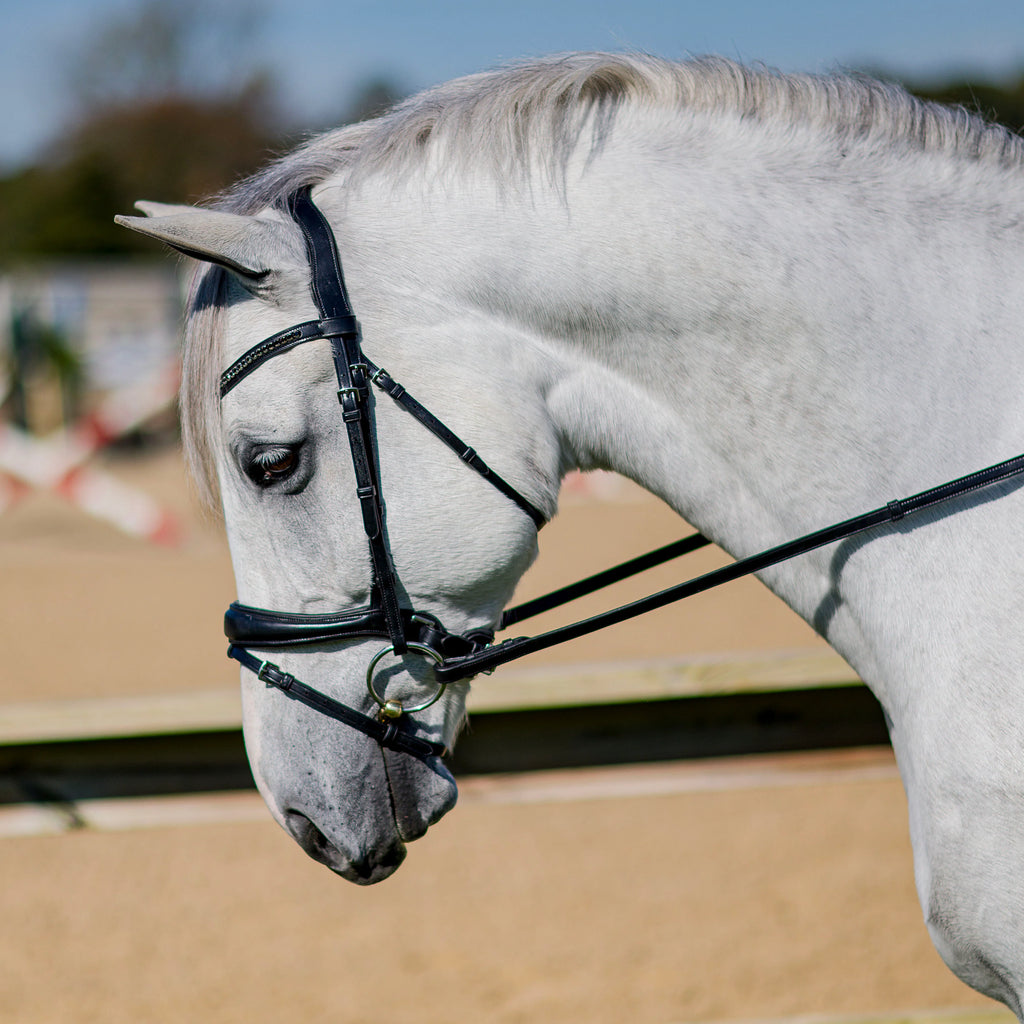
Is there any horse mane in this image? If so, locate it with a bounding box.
[221,52,1024,214]
[182,52,1024,507]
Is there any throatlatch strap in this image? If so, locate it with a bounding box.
[366,361,547,528]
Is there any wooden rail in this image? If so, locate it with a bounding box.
[0,648,855,743]
[0,649,888,804]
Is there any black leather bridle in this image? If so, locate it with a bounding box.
[222,187,548,760]
[222,186,1024,764]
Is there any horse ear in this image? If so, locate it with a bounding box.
[115,202,306,288]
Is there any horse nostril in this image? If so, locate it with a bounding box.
[285,810,336,863]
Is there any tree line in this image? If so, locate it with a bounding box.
[0,0,399,264]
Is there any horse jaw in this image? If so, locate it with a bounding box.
[240,666,461,884]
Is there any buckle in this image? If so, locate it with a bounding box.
[256,659,294,691]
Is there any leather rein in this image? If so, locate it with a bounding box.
[221,186,1024,763]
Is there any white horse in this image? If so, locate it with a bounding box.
[118,53,1024,1013]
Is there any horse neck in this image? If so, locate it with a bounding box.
[339,120,1024,613]
[438,125,1024,552]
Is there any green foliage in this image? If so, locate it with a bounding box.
[0,0,291,264]
[0,84,287,264]
[5,308,84,429]
[909,73,1024,136]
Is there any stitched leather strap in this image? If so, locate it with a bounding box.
[225,601,492,657]
[289,190,352,321]
[219,317,358,398]
[288,188,408,651]
[366,361,547,528]
[228,645,446,761]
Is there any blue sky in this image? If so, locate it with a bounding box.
[3,0,1023,169]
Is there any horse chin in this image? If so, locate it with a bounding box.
[383,750,458,843]
[285,809,408,884]
[278,754,458,885]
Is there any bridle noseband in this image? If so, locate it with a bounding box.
[222,186,1024,765]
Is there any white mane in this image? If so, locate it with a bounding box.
[222,52,1024,214]
[181,52,1024,506]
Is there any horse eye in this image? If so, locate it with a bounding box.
[245,445,301,487]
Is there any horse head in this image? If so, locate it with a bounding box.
[118,189,561,882]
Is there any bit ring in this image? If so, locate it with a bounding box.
[366,642,446,717]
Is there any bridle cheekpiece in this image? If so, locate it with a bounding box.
[220,186,545,761]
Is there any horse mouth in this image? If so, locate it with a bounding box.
[285,810,407,884]
[279,753,456,884]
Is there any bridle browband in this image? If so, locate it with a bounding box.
[222,186,1024,764]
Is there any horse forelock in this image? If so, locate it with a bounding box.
[181,52,1024,507]
[180,264,229,510]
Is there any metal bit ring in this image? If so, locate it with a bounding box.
[366,642,446,718]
